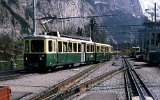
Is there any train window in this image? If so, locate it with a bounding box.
[69,43,72,52]
[91,45,92,52]
[106,47,109,52]
[73,43,77,52]
[89,45,91,52]
[78,43,81,52]
[91,45,93,52]
[25,40,29,52]
[53,41,55,52]
[31,40,44,52]
[91,45,94,52]
[105,47,106,52]
[97,46,100,52]
[101,46,105,52]
[92,45,95,52]
[58,41,62,52]
[63,42,67,52]
[105,47,107,52]
[87,44,89,52]
[48,40,52,52]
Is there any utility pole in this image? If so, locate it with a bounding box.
[154,3,157,22]
[33,0,37,35]
[90,18,98,42]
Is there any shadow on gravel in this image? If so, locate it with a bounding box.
[134,62,160,69]
[37,63,93,74]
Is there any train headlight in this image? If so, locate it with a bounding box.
[39,55,44,60]
[39,57,42,60]
[25,57,28,60]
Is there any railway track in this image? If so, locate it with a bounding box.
[0,70,25,81]
[26,60,124,100]
[123,57,155,100]
[47,67,123,100]
[28,62,108,100]
[0,58,123,100]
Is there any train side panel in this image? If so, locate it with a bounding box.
[56,53,81,65]
[23,35,113,72]
[96,52,111,61]
[85,52,95,63]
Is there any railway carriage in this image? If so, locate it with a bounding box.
[23,32,113,72]
[130,47,140,58]
[145,51,160,66]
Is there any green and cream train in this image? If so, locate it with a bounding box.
[23,32,113,72]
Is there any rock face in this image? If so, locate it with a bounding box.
[0,0,143,43]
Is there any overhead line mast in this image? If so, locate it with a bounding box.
[154,3,157,22]
[33,0,37,35]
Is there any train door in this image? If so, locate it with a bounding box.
[81,43,86,62]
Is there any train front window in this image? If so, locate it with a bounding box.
[25,40,29,52]
[31,40,44,52]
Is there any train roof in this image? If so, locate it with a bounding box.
[23,34,92,42]
[23,34,112,47]
[24,31,91,40]
[132,46,140,48]
[24,34,60,39]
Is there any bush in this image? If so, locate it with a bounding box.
[0,34,23,71]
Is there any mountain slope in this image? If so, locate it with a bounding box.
[0,0,144,44]
[139,0,160,21]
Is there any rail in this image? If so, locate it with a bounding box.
[0,70,25,81]
[123,57,155,100]
[44,67,123,100]
[29,62,108,100]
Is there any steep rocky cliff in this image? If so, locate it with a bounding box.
[0,0,143,43]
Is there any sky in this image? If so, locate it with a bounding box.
[139,0,160,14]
